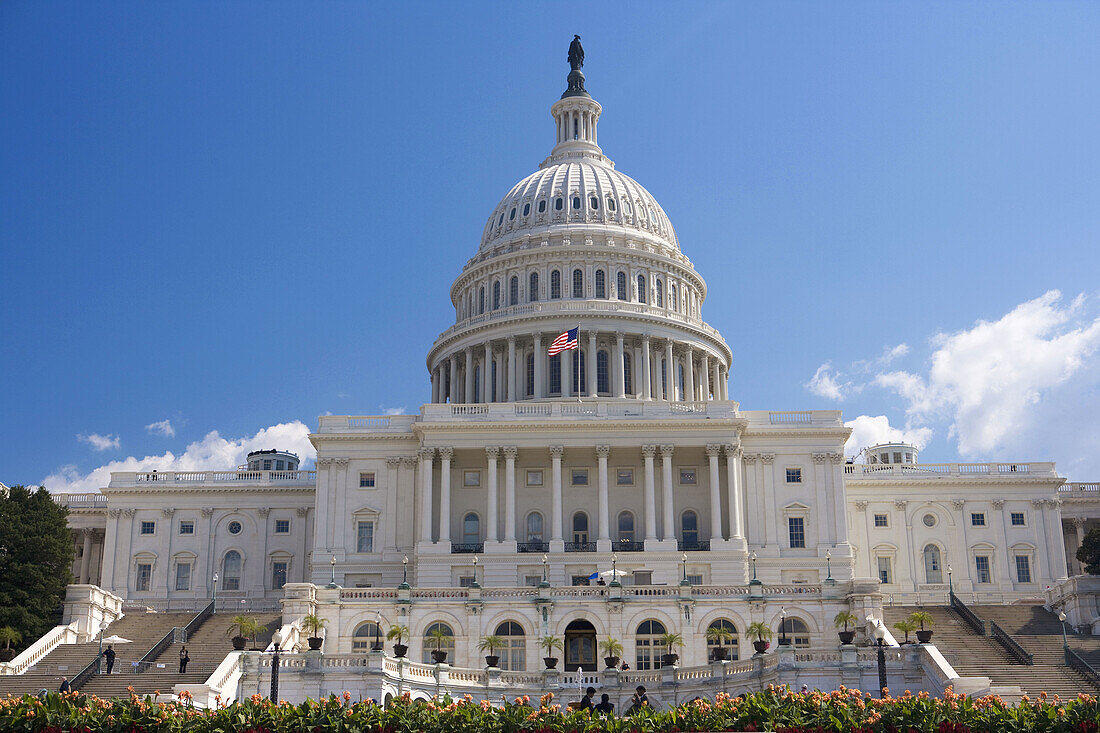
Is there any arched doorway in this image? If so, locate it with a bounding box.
[564,619,597,671]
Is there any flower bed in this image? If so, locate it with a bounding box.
[1,687,1098,733]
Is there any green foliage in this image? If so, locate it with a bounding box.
[226,615,265,642]
[598,637,623,658]
[427,626,452,650]
[477,635,504,655]
[704,625,734,647]
[0,625,21,650]
[747,621,773,642]
[0,485,73,645]
[386,624,410,644]
[538,635,563,653]
[893,620,917,643]
[832,611,858,631]
[301,613,327,636]
[908,610,935,630]
[1077,527,1100,574]
[657,631,683,654]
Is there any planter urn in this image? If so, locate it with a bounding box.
[392,643,408,658]
[838,631,856,645]
[543,656,559,669]
[430,650,449,664]
[752,640,769,655]
[603,656,620,669]
[307,636,324,651]
[484,655,500,668]
[916,630,934,643]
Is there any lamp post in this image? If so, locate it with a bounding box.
[270,629,283,702]
[399,555,410,590]
[749,551,760,585]
[373,611,382,652]
[212,572,219,607]
[874,624,888,698]
[1059,610,1068,649]
[327,555,337,588]
[471,555,480,588]
[540,554,550,588]
[610,553,620,587]
[825,549,834,584]
[680,553,690,586]
[947,565,953,596]
[778,607,788,646]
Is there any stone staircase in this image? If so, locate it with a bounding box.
[884,604,1099,698]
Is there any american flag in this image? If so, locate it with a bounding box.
[547,327,579,355]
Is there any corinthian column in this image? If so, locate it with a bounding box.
[725,445,745,544]
[418,448,435,544]
[550,446,564,551]
[642,445,658,543]
[485,447,499,543]
[660,445,675,543]
[438,448,453,543]
[684,347,694,401]
[706,444,723,541]
[503,446,517,542]
[596,445,611,551]
[641,335,652,400]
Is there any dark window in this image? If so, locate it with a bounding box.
[526,353,534,397]
[549,354,561,395]
[655,280,664,308]
[529,272,539,301]
[595,270,606,298]
[538,200,546,213]
[971,513,986,527]
[572,512,589,544]
[509,207,516,221]
[272,562,288,589]
[637,274,647,304]
[522,203,530,216]
[623,352,633,394]
[492,281,501,310]
[607,197,616,212]
[275,519,290,534]
[788,517,805,548]
[617,271,627,300]
[140,521,155,535]
[572,196,581,209]
[1011,512,1025,526]
[498,213,504,226]
[572,269,583,298]
[785,468,802,483]
[478,287,485,314]
[681,510,699,544]
[597,350,609,394]
[555,197,563,211]
[509,276,518,306]
[617,511,635,542]
[590,196,599,210]
[550,270,561,299]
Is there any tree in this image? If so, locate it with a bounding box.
[1077,528,1100,575]
[0,486,73,646]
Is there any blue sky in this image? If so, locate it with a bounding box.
[2,1,1099,490]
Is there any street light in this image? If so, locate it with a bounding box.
[212,572,219,607]
[373,611,383,652]
[825,549,834,584]
[749,551,760,584]
[778,607,789,646]
[399,555,410,590]
[610,553,621,587]
[540,554,550,588]
[874,624,888,698]
[471,555,480,588]
[1059,610,1068,650]
[680,553,690,586]
[947,565,953,596]
[270,629,283,702]
[327,555,337,588]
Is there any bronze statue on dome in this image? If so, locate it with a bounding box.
[568,35,584,71]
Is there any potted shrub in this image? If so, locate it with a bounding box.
[834,611,858,645]
[478,634,503,668]
[909,610,935,643]
[599,637,624,669]
[705,625,734,661]
[386,624,410,658]
[226,615,265,651]
[893,620,916,645]
[0,627,20,663]
[302,613,327,651]
[747,622,773,655]
[658,632,684,667]
[427,626,452,664]
[539,635,563,669]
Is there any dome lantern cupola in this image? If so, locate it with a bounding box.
[548,36,604,165]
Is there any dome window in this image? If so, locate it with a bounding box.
[509,276,519,306]
[479,287,485,314]
[522,203,530,216]
[493,281,501,310]
[590,196,599,210]
[554,197,563,211]
[572,269,584,298]
[498,212,504,226]
[624,200,633,215]
[637,274,647,304]
[572,196,581,210]
[509,207,516,221]
[595,269,606,299]
[550,270,561,299]
[529,272,539,302]
[655,280,664,308]
[538,200,547,213]
[607,197,616,212]
[616,271,628,301]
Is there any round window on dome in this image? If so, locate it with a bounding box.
[228,520,242,535]
[538,200,546,213]
[922,514,936,528]
[523,203,530,216]
[509,207,516,221]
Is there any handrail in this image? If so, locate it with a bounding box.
[71,652,103,689]
[1065,646,1100,688]
[990,620,1033,665]
[136,599,215,672]
[949,591,987,636]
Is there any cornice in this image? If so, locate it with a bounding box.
[413,417,749,435]
[844,476,1065,489]
[102,487,316,498]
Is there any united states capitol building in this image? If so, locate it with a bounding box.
[11,42,1100,706]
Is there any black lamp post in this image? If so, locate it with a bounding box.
[540,554,550,588]
[373,611,382,651]
[778,608,789,646]
[609,553,620,587]
[399,554,410,590]
[874,625,888,698]
[212,572,219,607]
[749,551,761,585]
[1059,610,1069,650]
[825,549,834,584]
[680,553,690,586]
[327,555,337,588]
[270,629,282,702]
[471,555,480,588]
[947,565,953,596]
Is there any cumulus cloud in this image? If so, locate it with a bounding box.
[43,421,316,494]
[381,406,407,416]
[875,290,1100,458]
[843,415,933,460]
[144,419,176,437]
[77,433,121,451]
[805,363,847,400]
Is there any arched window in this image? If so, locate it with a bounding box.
[706,619,739,661]
[473,366,481,403]
[526,512,543,542]
[491,360,497,402]
[522,202,530,216]
[493,281,501,310]
[572,512,589,545]
[550,270,561,299]
[595,270,606,298]
[678,364,686,401]
[596,350,609,394]
[617,271,627,301]
[924,544,943,584]
[495,621,526,671]
[422,622,455,664]
[670,283,677,312]
[636,620,667,670]
[607,196,616,212]
[538,199,547,213]
[509,206,516,221]
[655,279,664,308]
[222,550,241,591]
[549,354,561,395]
[478,287,485,314]
[572,269,584,298]
[681,510,699,547]
[590,196,599,210]
[497,212,504,227]
[617,511,635,544]
[572,196,581,210]
[778,618,811,648]
[463,513,480,544]
[637,274,647,304]
[529,272,539,302]
[623,352,633,394]
[352,621,382,652]
[526,353,534,397]
[661,359,668,400]
[509,276,518,306]
[554,197,563,211]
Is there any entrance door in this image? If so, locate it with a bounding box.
[564,619,597,671]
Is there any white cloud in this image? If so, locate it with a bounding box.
[874,290,1100,458]
[880,343,910,365]
[381,406,407,416]
[843,415,933,461]
[144,419,176,437]
[43,421,316,494]
[805,363,846,400]
[77,433,121,451]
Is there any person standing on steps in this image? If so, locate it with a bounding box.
[179,645,190,674]
[58,676,71,693]
[104,644,116,674]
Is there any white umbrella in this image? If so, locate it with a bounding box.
[598,569,627,579]
[101,635,132,645]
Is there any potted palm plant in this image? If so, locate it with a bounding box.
[0,627,20,663]
[909,610,934,643]
[747,621,773,655]
[834,611,858,645]
[478,634,503,668]
[705,625,734,661]
[302,613,327,651]
[539,635,564,669]
[599,637,624,669]
[226,615,264,651]
[386,624,409,658]
[658,632,684,667]
[427,626,452,664]
[893,620,916,645]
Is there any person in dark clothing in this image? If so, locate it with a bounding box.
[104,645,116,674]
[58,677,71,693]
[179,645,190,674]
[595,693,614,715]
[578,686,596,710]
[627,685,649,714]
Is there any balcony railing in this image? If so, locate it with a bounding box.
[1059,482,1100,497]
[678,540,711,552]
[564,541,596,553]
[52,493,108,508]
[615,541,645,552]
[451,543,483,554]
[517,541,549,553]
[108,470,317,488]
[844,462,1058,478]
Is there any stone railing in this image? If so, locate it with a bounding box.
[741,410,844,427]
[423,401,741,422]
[108,470,316,488]
[52,493,109,508]
[1059,482,1100,498]
[0,623,78,675]
[336,584,823,602]
[317,415,419,433]
[845,462,1058,478]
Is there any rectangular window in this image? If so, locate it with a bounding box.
[616,468,634,486]
[526,469,543,487]
[679,468,697,485]
[459,576,476,588]
[1011,512,1026,526]
[571,468,589,486]
[1015,555,1032,583]
[571,575,590,587]
[971,513,986,527]
[274,519,290,534]
[785,468,802,483]
[359,472,376,488]
[135,563,152,592]
[904,452,913,464]
[272,562,288,589]
[877,556,892,584]
[686,574,703,585]
[892,452,902,464]
[276,460,285,470]
[788,517,806,548]
[175,563,191,591]
[975,556,991,583]
[464,470,481,487]
[873,514,888,527]
[179,521,195,535]
[263,460,272,470]
[633,570,653,585]
[140,521,156,535]
[356,521,375,553]
[524,575,542,587]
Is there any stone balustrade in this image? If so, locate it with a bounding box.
[844,462,1058,478]
[107,470,317,488]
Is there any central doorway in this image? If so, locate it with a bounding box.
[564,619,597,671]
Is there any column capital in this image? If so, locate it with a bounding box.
[615,331,625,340]
[485,446,500,461]
[334,457,350,467]
[660,444,675,458]
[1031,498,1045,509]
[811,452,829,464]
[894,500,908,510]
[107,508,122,518]
[953,499,967,510]
[853,501,869,511]
[316,458,333,469]
[760,453,775,464]
[502,446,518,461]
[641,444,658,458]
[595,445,611,459]
[296,507,310,517]
[81,527,95,538]
[829,452,845,464]
[418,447,435,461]
[162,507,176,517]
[989,499,1003,510]
[641,334,651,344]
[742,453,758,464]
[1072,516,1085,528]
[705,444,722,458]
[438,447,454,461]
[724,444,742,458]
[401,456,419,468]
[257,507,270,517]
[200,507,214,517]
[549,445,565,460]
[386,457,402,468]
[507,335,516,344]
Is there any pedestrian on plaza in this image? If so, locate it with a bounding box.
[595,693,614,715]
[104,644,116,674]
[58,677,71,693]
[179,645,190,674]
[578,686,596,710]
[627,685,649,714]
